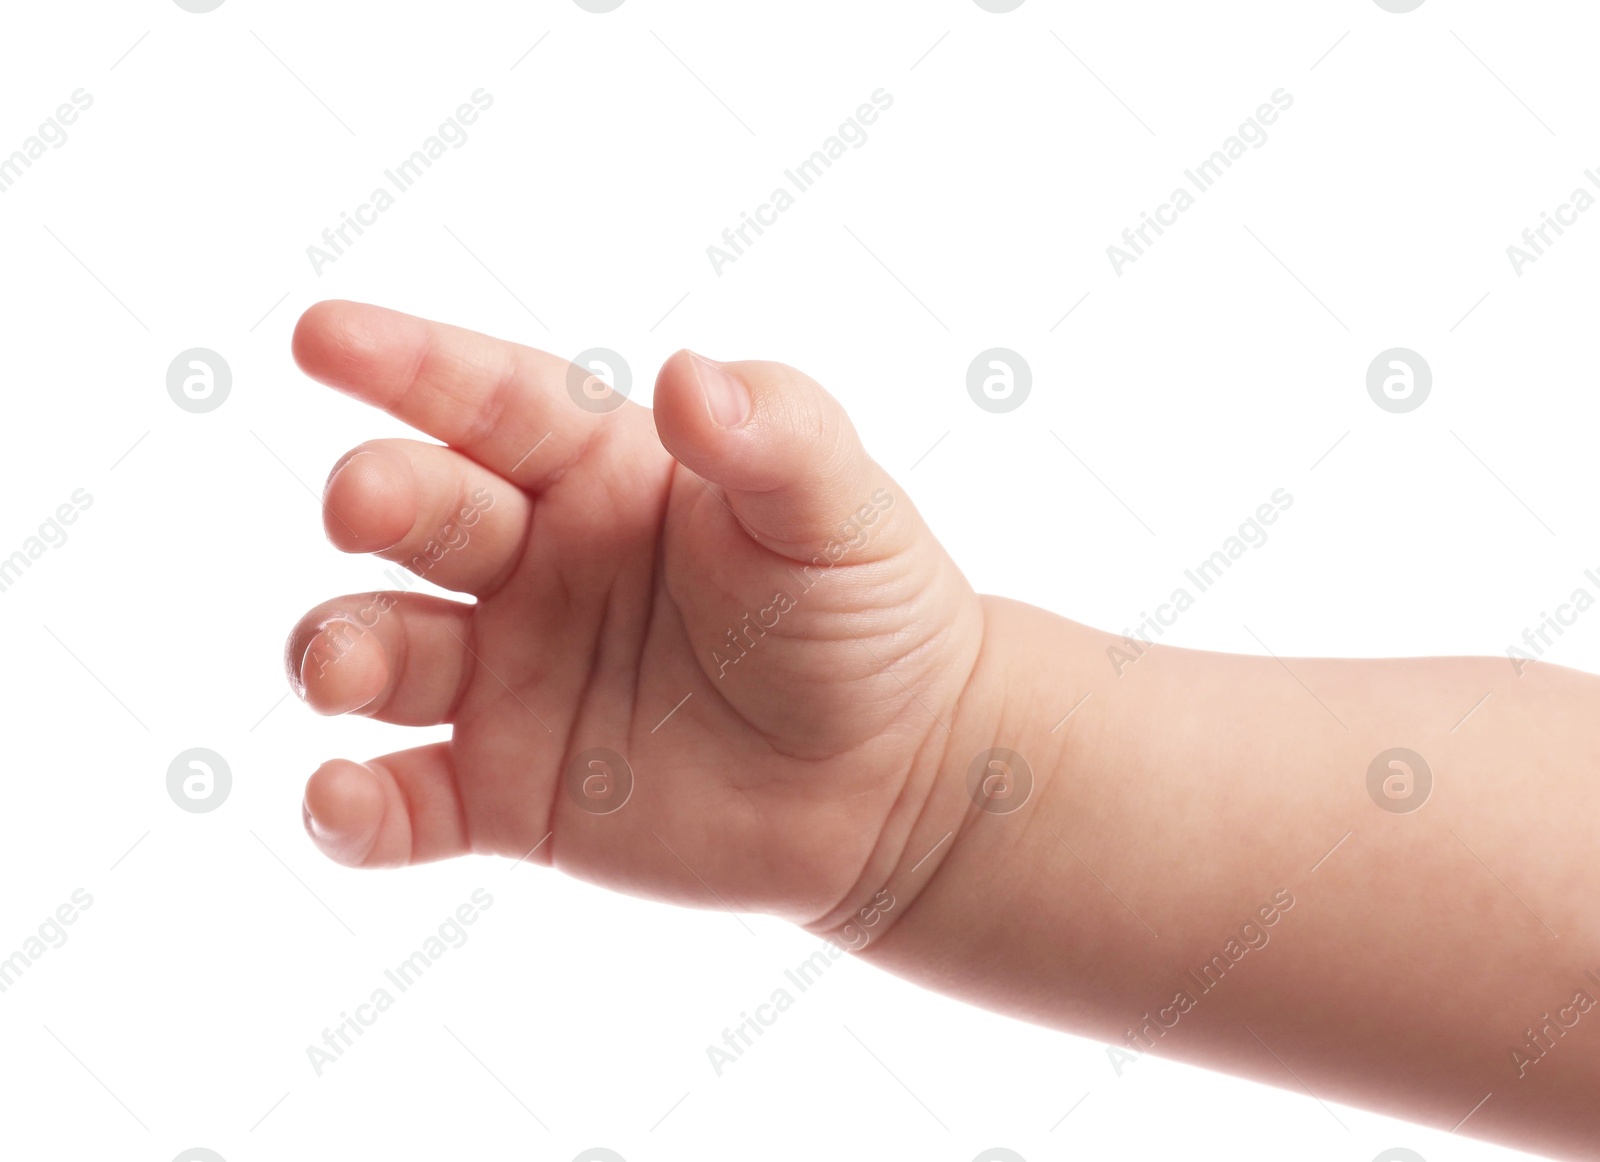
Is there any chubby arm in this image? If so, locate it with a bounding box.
[286,301,1592,1157]
[824,596,1600,1160]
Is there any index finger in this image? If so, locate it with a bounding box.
[292,300,639,489]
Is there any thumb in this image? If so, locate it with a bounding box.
[653,351,917,562]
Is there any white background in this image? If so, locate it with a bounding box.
[0,1,1592,1159]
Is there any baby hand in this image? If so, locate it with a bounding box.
[287,301,984,928]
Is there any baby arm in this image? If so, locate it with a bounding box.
[838,598,1599,1159]
[289,300,1592,1160]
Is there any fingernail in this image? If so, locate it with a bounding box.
[689,351,750,429]
[296,618,361,700]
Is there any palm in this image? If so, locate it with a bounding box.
[291,302,981,926]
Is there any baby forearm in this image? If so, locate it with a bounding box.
[857,596,1600,1159]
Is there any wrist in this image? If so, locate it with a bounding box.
[803,595,1090,954]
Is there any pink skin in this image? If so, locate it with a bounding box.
[287,299,982,924]
[290,301,1600,1159]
